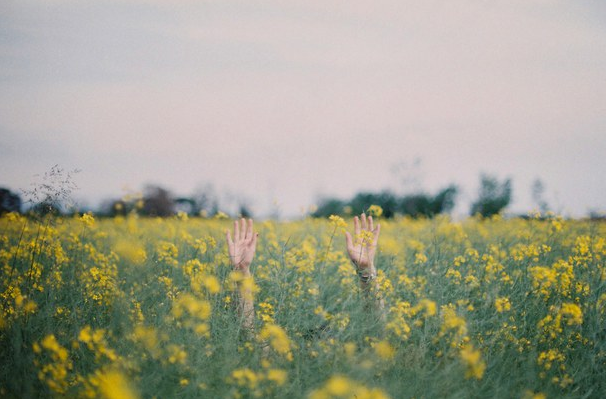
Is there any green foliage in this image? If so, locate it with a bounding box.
[142,185,175,217]
[349,191,399,218]
[313,186,458,219]
[470,174,512,217]
[0,188,22,215]
[399,185,458,218]
[311,198,347,218]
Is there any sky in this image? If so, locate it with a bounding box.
[1,0,605,218]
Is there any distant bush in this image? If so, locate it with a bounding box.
[470,174,512,218]
[312,185,458,219]
[0,188,21,215]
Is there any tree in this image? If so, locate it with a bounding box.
[0,188,22,215]
[311,198,346,218]
[399,194,433,217]
[349,191,398,218]
[142,185,175,217]
[238,204,253,218]
[395,186,457,218]
[431,185,458,214]
[311,186,458,219]
[175,197,197,215]
[531,179,549,214]
[192,183,220,217]
[470,174,512,217]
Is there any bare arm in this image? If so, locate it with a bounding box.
[226,218,258,337]
[345,213,385,320]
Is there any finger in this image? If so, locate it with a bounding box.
[234,220,240,241]
[345,231,354,253]
[373,224,381,246]
[240,218,246,240]
[246,219,253,240]
[354,216,360,236]
[368,215,374,232]
[226,230,234,256]
[361,213,368,230]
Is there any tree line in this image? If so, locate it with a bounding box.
[1,174,523,219]
[311,174,512,219]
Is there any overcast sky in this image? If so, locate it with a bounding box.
[1,0,605,218]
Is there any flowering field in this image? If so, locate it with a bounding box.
[1,212,605,398]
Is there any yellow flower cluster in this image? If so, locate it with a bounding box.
[367,205,383,218]
[171,293,212,337]
[258,323,294,361]
[308,375,390,399]
[87,368,139,399]
[459,344,486,380]
[33,335,73,394]
[227,366,288,398]
[78,326,118,362]
[495,297,511,313]
[329,215,347,229]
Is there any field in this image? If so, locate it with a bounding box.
[1,212,605,398]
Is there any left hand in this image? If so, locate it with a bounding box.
[226,218,258,275]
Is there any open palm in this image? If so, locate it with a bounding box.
[226,218,258,273]
[345,213,380,271]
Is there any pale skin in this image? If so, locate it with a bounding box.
[226,218,258,335]
[225,213,384,337]
[345,213,385,317]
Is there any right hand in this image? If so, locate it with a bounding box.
[344,213,381,272]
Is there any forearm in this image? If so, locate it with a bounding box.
[234,270,255,337]
[358,266,386,321]
[226,218,258,339]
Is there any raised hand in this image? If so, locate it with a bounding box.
[345,213,385,318]
[344,213,381,273]
[226,218,258,274]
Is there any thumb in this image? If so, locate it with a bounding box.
[345,231,354,252]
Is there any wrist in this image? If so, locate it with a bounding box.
[235,268,251,277]
[356,265,377,283]
[356,264,376,274]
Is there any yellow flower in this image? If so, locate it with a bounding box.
[96,369,140,399]
[79,326,93,344]
[266,369,288,386]
[214,211,229,220]
[115,241,147,265]
[328,215,347,228]
[309,375,390,399]
[230,368,259,389]
[202,275,221,294]
[167,344,187,365]
[459,345,486,380]
[373,341,395,360]
[495,297,511,313]
[258,324,293,360]
[80,212,96,228]
[356,230,375,245]
[560,303,583,326]
[172,293,211,321]
[324,375,350,396]
[367,205,383,217]
[441,306,467,336]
